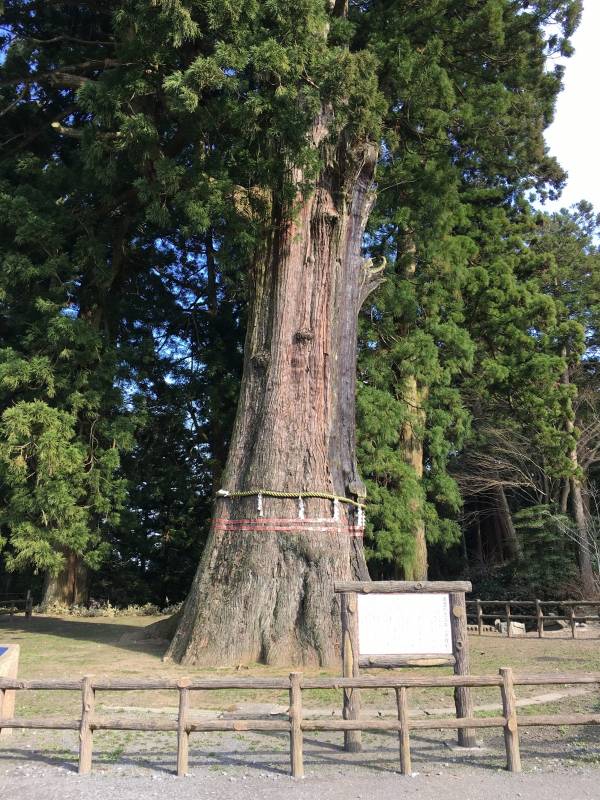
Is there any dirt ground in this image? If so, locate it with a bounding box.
[1,613,600,798]
[1,731,599,800]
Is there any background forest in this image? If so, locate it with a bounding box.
[0,0,598,609]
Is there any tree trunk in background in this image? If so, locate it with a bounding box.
[492,507,505,563]
[166,121,380,666]
[474,513,484,566]
[561,362,595,594]
[493,484,520,560]
[571,477,595,595]
[400,375,428,580]
[559,478,570,514]
[398,234,428,580]
[41,551,88,607]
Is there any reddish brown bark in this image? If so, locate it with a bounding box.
[41,550,89,607]
[166,123,381,666]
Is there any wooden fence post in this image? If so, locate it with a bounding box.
[505,602,512,637]
[177,679,190,777]
[499,667,521,773]
[536,600,544,638]
[395,686,411,775]
[341,591,362,752]
[450,592,476,747]
[289,672,304,778]
[78,676,95,775]
[476,599,483,636]
[569,606,576,639]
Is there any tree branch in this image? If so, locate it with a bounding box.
[23,35,115,47]
[1,59,130,90]
[0,104,77,150]
[359,256,386,306]
[46,72,90,89]
[0,84,27,117]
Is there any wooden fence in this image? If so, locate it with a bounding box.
[0,590,32,618]
[1,669,599,778]
[466,599,600,638]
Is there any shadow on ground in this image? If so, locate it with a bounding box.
[0,614,167,657]
[1,728,598,778]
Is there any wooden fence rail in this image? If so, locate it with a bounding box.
[1,669,600,777]
[466,599,600,638]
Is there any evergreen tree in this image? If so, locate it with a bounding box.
[0,57,135,599]
[528,202,600,591]
[451,200,573,573]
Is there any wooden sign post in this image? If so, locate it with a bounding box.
[0,644,20,738]
[335,580,475,752]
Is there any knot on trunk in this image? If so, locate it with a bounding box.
[347,479,367,499]
[294,328,314,343]
[251,350,271,369]
[314,187,339,224]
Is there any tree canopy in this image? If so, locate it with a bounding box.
[1,0,598,611]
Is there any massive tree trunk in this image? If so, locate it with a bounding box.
[41,550,89,607]
[166,122,381,666]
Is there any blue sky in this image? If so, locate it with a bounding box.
[544,1,600,211]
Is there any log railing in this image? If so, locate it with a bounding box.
[0,590,32,618]
[466,599,600,638]
[0,669,599,777]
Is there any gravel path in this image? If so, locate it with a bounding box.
[1,724,599,800]
[3,768,600,800]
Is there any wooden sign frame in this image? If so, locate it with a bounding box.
[334,580,474,752]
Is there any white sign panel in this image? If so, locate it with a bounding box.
[357,593,452,656]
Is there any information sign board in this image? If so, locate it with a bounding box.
[357,593,452,656]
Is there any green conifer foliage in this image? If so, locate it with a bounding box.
[0,144,133,581]
[355,0,578,578]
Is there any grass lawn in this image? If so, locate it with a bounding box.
[0,613,599,718]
